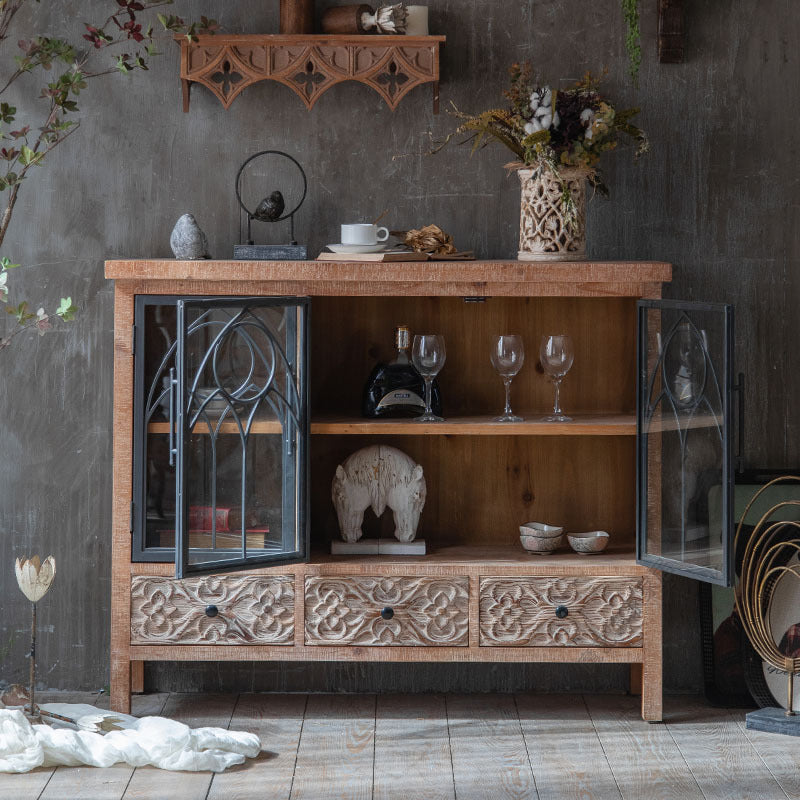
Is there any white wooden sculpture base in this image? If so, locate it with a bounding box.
[331,538,427,555]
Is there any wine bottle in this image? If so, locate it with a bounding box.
[362,326,442,418]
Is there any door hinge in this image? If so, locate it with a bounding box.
[129,500,135,533]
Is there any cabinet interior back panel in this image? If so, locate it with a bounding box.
[310,296,637,417]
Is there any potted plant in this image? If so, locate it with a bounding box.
[436,63,648,261]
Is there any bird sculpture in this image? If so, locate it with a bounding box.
[254,190,285,222]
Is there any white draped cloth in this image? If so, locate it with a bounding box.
[0,704,261,773]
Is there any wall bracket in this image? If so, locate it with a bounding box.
[177,34,445,113]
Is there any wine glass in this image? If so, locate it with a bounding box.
[412,334,446,422]
[540,335,574,422]
[490,335,525,422]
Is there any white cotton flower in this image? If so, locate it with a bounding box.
[530,91,541,111]
[552,111,560,129]
[524,119,544,134]
[541,87,552,108]
[580,108,595,123]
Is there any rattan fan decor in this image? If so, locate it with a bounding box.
[735,475,800,735]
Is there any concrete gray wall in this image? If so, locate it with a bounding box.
[1,0,797,694]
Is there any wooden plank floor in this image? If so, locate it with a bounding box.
[4,692,800,800]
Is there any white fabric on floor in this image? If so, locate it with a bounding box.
[0,705,261,773]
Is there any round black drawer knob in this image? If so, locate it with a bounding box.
[205,604,219,618]
[381,607,394,620]
[555,605,569,619]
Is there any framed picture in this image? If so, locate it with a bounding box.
[700,470,800,707]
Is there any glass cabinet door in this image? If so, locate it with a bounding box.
[637,300,735,586]
[175,297,309,577]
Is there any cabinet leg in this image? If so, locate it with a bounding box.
[641,573,663,722]
[131,660,144,694]
[111,656,131,714]
[629,663,643,696]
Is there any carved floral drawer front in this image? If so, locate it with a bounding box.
[304,576,469,646]
[479,577,643,648]
[131,575,294,645]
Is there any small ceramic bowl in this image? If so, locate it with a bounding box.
[567,531,610,554]
[520,532,564,555]
[519,522,564,539]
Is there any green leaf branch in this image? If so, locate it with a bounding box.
[0,0,217,349]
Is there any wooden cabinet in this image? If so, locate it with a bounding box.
[107,258,733,722]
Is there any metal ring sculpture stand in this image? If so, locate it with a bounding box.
[734,475,800,720]
[235,151,308,245]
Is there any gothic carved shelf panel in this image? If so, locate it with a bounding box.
[177,34,445,112]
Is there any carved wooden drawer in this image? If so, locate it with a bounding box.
[305,576,469,646]
[479,576,643,647]
[131,575,294,645]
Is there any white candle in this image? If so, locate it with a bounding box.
[405,5,429,36]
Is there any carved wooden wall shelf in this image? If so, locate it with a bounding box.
[177,34,445,113]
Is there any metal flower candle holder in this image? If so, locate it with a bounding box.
[735,476,800,735]
[14,555,56,721]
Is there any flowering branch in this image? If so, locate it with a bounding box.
[0,1,218,351]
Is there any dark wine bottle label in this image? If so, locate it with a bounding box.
[376,388,425,410]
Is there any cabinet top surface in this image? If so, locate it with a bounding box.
[105,259,671,297]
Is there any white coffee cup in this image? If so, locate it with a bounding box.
[405,6,429,36]
[341,223,390,246]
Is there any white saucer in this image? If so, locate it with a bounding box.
[327,243,388,254]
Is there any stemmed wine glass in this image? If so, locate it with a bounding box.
[540,335,574,422]
[490,335,525,422]
[412,334,446,422]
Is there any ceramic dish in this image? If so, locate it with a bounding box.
[326,243,388,254]
[567,531,610,554]
[519,522,564,538]
[520,532,564,555]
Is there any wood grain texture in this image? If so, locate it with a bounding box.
[206,694,306,800]
[373,694,455,800]
[662,698,786,800]
[584,694,703,800]
[304,575,469,646]
[447,693,537,799]
[111,284,135,714]
[641,573,664,722]
[121,693,237,799]
[130,575,294,645]
[735,709,800,799]
[104,260,672,288]
[311,436,637,550]
[516,693,621,800]
[310,413,637,435]
[177,35,445,112]
[479,576,643,647]
[289,694,376,800]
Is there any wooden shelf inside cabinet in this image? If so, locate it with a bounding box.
[147,413,637,437]
[176,34,446,113]
[310,413,638,436]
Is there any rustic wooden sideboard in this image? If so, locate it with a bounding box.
[106,259,677,719]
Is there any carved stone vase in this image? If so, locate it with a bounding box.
[517,166,589,261]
